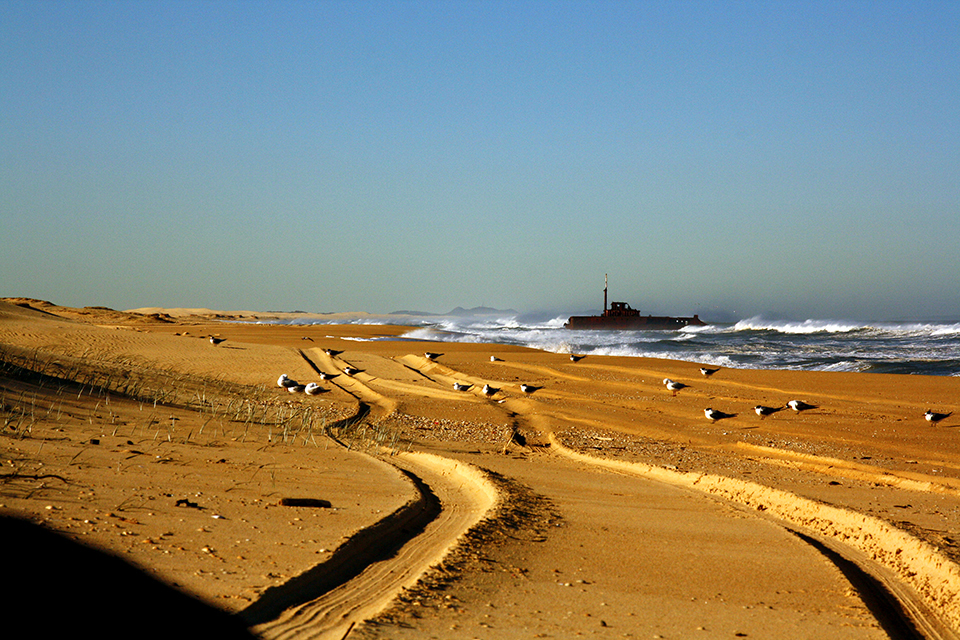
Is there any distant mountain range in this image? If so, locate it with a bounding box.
[389,306,519,317]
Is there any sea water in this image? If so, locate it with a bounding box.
[265,315,960,377]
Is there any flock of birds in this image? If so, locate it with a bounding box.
[263,343,953,427]
[664,367,953,426]
[274,348,357,395]
[272,349,547,401]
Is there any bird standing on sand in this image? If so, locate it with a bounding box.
[453,382,472,392]
[570,354,584,362]
[787,400,817,413]
[209,336,226,346]
[277,374,298,389]
[323,348,343,357]
[663,378,688,396]
[288,384,306,393]
[343,366,360,376]
[700,367,719,377]
[520,384,541,394]
[704,408,735,422]
[754,405,783,419]
[319,371,339,381]
[304,382,323,395]
[482,384,499,397]
[425,352,442,360]
[490,356,502,362]
[925,410,953,424]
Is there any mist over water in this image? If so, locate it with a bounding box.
[263,314,960,377]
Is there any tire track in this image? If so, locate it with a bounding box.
[398,353,960,638]
[549,434,960,639]
[245,452,497,640]
[245,349,499,639]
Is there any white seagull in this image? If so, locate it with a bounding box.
[700,367,719,377]
[277,374,298,389]
[323,348,343,357]
[304,382,323,395]
[288,384,306,393]
[754,405,783,419]
[520,384,541,394]
[704,407,735,422]
[925,410,953,424]
[663,378,688,396]
[787,400,817,413]
[490,356,502,362]
[570,354,585,362]
[425,352,442,360]
[319,371,339,381]
[343,366,361,376]
[209,336,226,346]
[453,382,472,392]
[482,383,500,397]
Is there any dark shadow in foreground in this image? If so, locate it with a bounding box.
[2,514,256,639]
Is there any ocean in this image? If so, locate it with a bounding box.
[264,315,960,377]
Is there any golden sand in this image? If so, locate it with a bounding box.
[2,298,959,639]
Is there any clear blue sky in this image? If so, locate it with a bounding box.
[2,0,958,321]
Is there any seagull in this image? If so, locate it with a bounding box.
[787,400,817,413]
[323,348,343,357]
[343,366,361,376]
[304,382,323,395]
[453,382,472,392]
[663,378,688,396]
[704,407,736,422]
[700,367,720,377]
[482,383,499,397]
[277,374,298,389]
[925,410,953,424]
[319,371,339,381]
[209,336,226,346]
[301,336,313,341]
[424,352,442,360]
[520,384,541,394]
[570,354,585,362]
[754,405,783,419]
[287,384,306,393]
[490,356,502,362]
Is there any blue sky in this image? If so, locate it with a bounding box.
[2,0,958,321]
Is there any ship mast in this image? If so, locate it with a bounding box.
[603,274,608,313]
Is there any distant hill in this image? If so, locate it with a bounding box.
[388,306,519,317]
[446,306,519,317]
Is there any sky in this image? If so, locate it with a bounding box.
[2,0,959,321]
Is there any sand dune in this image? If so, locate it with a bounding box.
[2,299,960,638]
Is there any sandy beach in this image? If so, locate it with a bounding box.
[2,298,959,639]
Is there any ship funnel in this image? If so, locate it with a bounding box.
[604,274,608,313]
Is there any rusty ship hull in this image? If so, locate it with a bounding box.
[564,276,707,331]
[563,311,706,331]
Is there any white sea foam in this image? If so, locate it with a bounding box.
[733,317,866,334]
[251,312,960,376]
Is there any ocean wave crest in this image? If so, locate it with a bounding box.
[733,317,866,334]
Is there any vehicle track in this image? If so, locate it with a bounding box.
[245,451,497,640]
[240,350,499,639]
[396,353,960,638]
[257,348,960,639]
[547,435,960,639]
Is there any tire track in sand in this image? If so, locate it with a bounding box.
[246,452,497,640]
[548,436,960,640]
[242,350,498,639]
[398,353,960,639]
